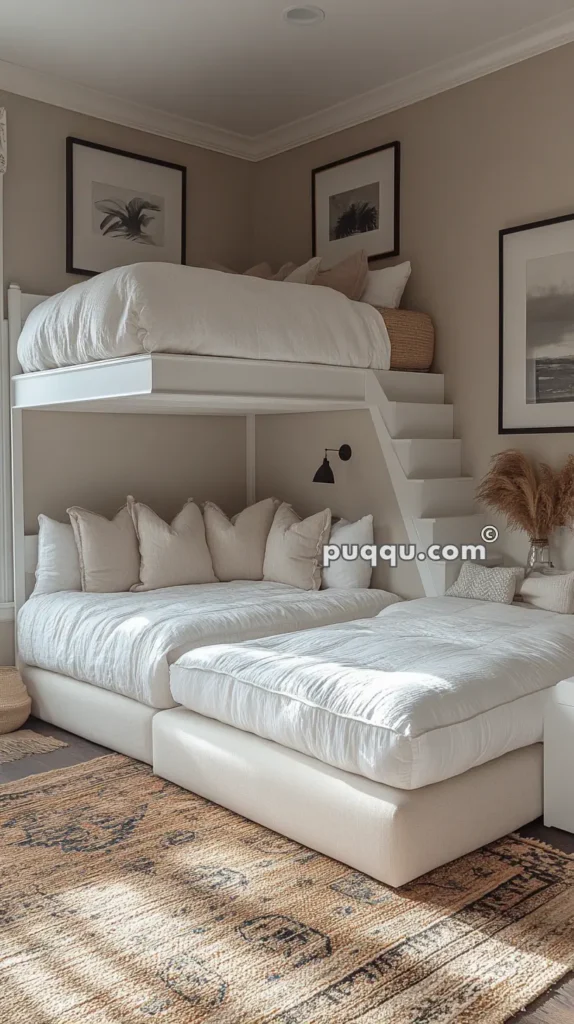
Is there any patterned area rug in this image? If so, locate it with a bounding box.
[1,755,573,1024]
[0,729,67,763]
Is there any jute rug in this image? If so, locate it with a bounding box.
[0,728,67,764]
[1,755,573,1024]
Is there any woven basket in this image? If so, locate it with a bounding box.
[0,667,31,734]
[377,307,435,372]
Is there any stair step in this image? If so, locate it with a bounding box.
[373,370,444,404]
[386,402,454,439]
[394,438,462,478]
[408,477,476,517]
[416,514,487,549]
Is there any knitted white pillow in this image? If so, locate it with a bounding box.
[446,562,524,604]
[518,571,574,613]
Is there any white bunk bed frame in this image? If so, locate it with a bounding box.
[6,283,535,889]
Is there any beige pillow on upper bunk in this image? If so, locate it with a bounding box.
[263,503,331,591]
[314,250,368,300]
[129,497,217,591]
[67,503,140,593]
[204,498,279,581]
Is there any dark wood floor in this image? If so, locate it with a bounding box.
[1,719,573,1023]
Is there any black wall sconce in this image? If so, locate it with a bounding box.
[313,444,352,484]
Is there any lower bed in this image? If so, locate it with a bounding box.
[18,580,397,762]
[155,597,574,885]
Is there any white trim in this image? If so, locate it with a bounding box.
[0,602,14,622]
[245,414,256,505]
[1,13,574,160]
[0,58,255,161]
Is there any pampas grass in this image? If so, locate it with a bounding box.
[476,450,574,539]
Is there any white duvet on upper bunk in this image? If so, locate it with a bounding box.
[17,262,391,373]
[170,596,574,790]
[17,581,398,709]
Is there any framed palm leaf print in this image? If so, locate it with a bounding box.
[312,142,400,269]
[66,138,186,276]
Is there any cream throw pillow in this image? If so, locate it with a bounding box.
[263,503,331,591]
[284,257,322,284]
[204,498,278,582]
[67,504,140,593]
[518,571,574,613]
[314,250,368,300]
[129,498,216,591]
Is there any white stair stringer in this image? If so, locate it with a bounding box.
[365,372,490,598]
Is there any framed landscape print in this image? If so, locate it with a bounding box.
[500,213,574,433]
[312,141,400,269]
[66,138,186,276]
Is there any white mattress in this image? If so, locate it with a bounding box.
[17,262,391,372]
[17,582,398,709]
[170,596,574,790]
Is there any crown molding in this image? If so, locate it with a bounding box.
[1,9,574,163]
[0,58,256,160]
[248,9,574,159]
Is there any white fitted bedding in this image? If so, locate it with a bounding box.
[17,582,398,709]
[170,596,574,790]
[17,262,391,373]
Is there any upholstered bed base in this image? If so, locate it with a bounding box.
[21,665,158,764]
[21,666,543,887]
[152,707,543,888]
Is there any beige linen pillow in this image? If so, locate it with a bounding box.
[263,503,331,591]
[518,571,574,613]
[273,262,298,281]
[204,498,279,581]
[67,504,140,593]
[129,498,217,591]
[314,250,369,300]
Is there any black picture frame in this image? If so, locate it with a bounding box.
[66,137,187,277]
[499,211,574,435]
[312,140,400,264]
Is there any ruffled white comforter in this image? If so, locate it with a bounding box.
[17,262,391,372]
[18,581,398,708]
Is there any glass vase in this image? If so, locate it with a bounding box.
[525,538,554,576]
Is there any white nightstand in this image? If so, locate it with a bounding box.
[544,679,574,832]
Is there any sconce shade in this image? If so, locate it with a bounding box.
[313,456,335,484]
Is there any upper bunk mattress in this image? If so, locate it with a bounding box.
[17,262,391,373]
[170,596,574,790]
[17,581,398,709]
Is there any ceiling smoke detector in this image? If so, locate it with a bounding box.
[282,6,326,25]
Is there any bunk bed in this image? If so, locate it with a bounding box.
[6,264,544,889]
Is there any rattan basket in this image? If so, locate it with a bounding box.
[0,667,31,734]
[377,307,435,372]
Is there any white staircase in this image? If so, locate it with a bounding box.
[366,369,495,597]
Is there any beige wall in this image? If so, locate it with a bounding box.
[256,411,421,597]
[0,90,252,293]
[254,43,574,570]
[23,412,246,532]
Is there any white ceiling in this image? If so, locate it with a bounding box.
[1,0,574,157]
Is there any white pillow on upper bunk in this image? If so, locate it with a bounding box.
[360,261,411,309]
[322,515,374,590]
[32,515,81,596]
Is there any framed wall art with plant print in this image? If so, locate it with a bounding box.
[500,212,574,433]
[66,138,186,276]
[312,141,400,269]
